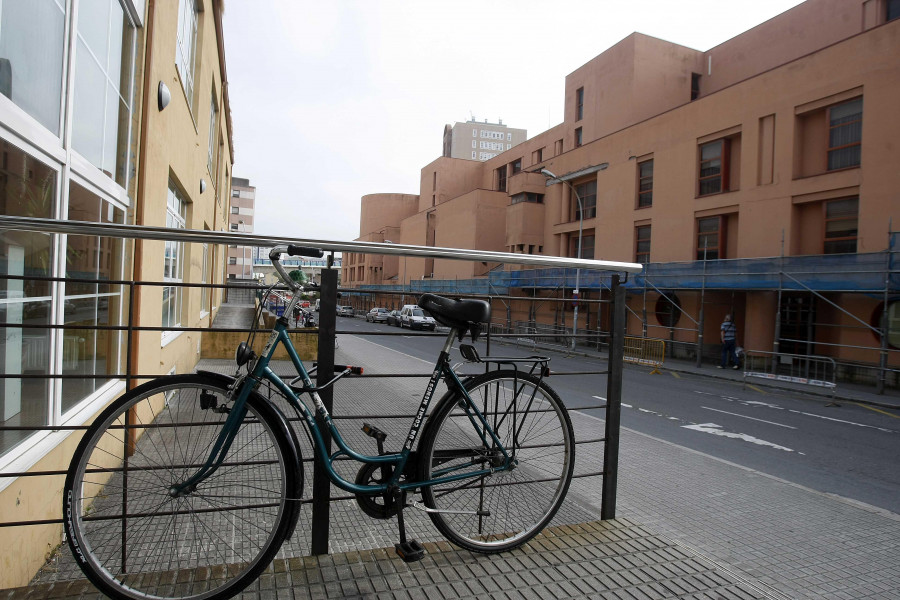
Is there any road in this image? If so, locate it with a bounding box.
[334,314,900,514]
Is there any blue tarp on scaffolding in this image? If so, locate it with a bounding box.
[349,252,897,297]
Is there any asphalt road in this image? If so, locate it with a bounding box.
[334,314,900,514]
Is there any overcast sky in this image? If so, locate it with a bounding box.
[222,0,805,244]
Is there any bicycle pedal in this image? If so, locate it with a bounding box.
[395,539,426,563]
[361,422,387,442]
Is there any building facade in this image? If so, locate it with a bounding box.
[0,0,233,586]
[347,0,900,379]
[228,177,255,279]
[442,119,527,162]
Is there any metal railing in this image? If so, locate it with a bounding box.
[0,216,638,586]
[742,350,837,396]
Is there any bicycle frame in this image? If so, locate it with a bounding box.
[172,315,513,499]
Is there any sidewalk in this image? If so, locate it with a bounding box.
[14,332,900,599]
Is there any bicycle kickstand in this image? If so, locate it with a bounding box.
[394,490,426,563]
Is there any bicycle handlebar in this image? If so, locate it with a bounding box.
[268,244,325,293]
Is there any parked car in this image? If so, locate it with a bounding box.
[337,305,354,317]
[399,305,437,330]
[386,310,402,327]
[365,307,390,323]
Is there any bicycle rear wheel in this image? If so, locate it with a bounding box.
[64,374,301,600]
[419,370,574,552]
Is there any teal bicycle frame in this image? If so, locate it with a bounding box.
[171,314,513,499]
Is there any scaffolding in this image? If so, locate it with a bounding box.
[351,233,899,393]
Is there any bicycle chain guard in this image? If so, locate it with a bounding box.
[354,462,399,519]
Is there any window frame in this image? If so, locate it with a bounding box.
[822,197,859,254]
[698,139,730,196]
[575,87,584,121]
[162,180,188,344]
[496,165,507,192]
[637,159,653,208]
[175,0,199,108]
[572,179,597,221]
[635,224,651,263]
[826,98,862,172]
[0,0,137,471]
[207,89,218,179]
[575,127,583,148]
[696,215,724,260]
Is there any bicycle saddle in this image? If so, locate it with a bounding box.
[418,293,490,341]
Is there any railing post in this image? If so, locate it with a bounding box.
[311,266,338,555]
[602,274,625,519]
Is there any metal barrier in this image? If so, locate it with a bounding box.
[743,350,837,396]
[623,336,666,374]
[0,216,638,589]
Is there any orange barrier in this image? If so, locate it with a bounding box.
[624,336,665,374]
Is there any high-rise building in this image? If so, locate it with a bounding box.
[443,119,526,161]
[228,177,255,279]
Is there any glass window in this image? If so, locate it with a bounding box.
[511,158,522,175]
[636,225,651,263]
[888,0,900,22]
[888,302,900,348]
[699,140,727,196]
[569,234,594,259]
[697,216,722,260]
[827,98,862,171]
[162,181,187,338]
[176,0,199,104]
[575,87,584,121]
[71,0,135,187]
[823,197,858,254]
[575,127,583,148]
[207,90,218,178]
[200,243,210,314]
[496,166,507,192]
[573,180,597,220]
[510,193,543,205]
[638,160,653,208]
[0,0,66,134]
[62,181,125,413]
[0,142,55,456]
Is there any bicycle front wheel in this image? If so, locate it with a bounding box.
[64,374,300,600]
[419,370,575,553]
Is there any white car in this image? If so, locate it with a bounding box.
[399,305,436,331]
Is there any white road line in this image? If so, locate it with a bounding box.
[682,423,795,452]
[592,395,607,401]
[787,409,895,433]
[701,406,796,429]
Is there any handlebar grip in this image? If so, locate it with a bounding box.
[287,245,324,258]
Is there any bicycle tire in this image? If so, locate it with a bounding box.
[64,374,301,600]
[419,369,575,553]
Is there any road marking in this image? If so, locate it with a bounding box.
[592,395,607,401]
[701,406,796,429]
[851,402,900,420]
[746,384,767,394]
[694,391,716,396]
[682,423,795,452]
[670,372,681,379]
[787,409,894,433]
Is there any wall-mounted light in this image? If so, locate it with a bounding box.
[200,179,206,194]
[158,81,171,111]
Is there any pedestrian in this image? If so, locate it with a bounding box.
[719,314,739,369]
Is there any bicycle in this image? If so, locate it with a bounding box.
[63,245,575,600]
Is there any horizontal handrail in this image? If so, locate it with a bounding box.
[0,215,642,274]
